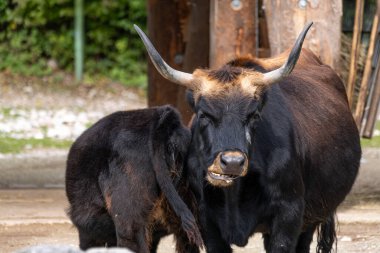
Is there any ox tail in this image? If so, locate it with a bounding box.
[316,213,337,253]
[151,150,204,248]
[149,143,204,248]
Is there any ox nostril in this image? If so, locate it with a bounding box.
[220,154,228,169]
[237,156,245,167]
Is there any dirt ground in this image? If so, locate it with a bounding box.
[1,189,380,253]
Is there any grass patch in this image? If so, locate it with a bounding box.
[85,122,94,128]
[361,121,380,148]
[1,108,12,118]
[0,136,72,154]
[361,135,380,148]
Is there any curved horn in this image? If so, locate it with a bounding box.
[134,25,194,87]
[263,22,313,84]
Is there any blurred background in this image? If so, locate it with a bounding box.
[0,0,380,252]
[0,0,147,86]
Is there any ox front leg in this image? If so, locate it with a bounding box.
[200,214,232,253]
[264,198,304,253]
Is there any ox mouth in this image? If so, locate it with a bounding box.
[208,171,240,184]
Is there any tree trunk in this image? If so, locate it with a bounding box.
[147,0,189,108]
[177,0,210,123]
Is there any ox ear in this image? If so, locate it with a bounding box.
[156,106,181,131]
[262,22,313,84]
[186,90,196,111]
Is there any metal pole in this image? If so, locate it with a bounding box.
[75,0,84,82]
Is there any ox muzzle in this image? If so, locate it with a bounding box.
[207,151,248,187]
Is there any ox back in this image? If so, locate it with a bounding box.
[65,105,202,253]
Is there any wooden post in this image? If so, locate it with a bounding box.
[355,10,379,129]
[177,0,210,123]
[147,0,189,107]
[210,0,257,68]
[147,0,258,121]
[347,0,365,107]
[258,0,271,58]
[263,0,342,70]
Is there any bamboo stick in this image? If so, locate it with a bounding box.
[360,37,380,137]
[354,13,379,129]
[362,61,380,138]
[347,0,365,108]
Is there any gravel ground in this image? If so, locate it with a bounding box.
[0,73,146,142]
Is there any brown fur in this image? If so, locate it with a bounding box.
[191,68,266,101]
[104,191,112,212]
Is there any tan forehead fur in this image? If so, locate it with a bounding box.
[192,69,267,100]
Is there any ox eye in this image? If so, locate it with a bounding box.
[198,112,212,128]
[253,112,261,120]
[246,111,261,126]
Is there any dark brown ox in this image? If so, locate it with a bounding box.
[135,23,361,253]
[65,106,203,253]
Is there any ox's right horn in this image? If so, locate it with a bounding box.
[262,22,313,84]
[134,25,194,88]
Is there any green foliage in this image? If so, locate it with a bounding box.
[0,0,147,87]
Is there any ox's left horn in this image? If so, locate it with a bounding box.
[134,25,194,88]
[263,22,313,84]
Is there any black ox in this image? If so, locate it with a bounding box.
[136,22,361,253]
[65,106,203,253]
